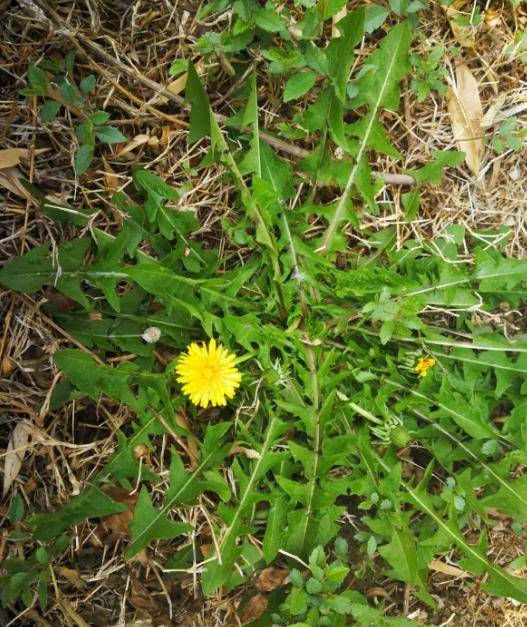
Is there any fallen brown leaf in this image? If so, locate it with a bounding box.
[166,72,188,97]
[238,593,268,625]
[0,147,49,169]
[116,133,158,158]
[175,409,199,467]
[447,63,484,177]
[102,157,120,191]
[255,566,289,592]
[0,167,34,201]
[3,421,30,496]
[129,579,160,614]
[100,487,137,536]
[58,566,88,590]
[428,559,470,578]
[230,445,261,460]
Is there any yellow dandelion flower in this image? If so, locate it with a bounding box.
[414,356,436,378]
[175,339,241,408]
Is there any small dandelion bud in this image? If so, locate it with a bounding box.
[133,444,149,459]
[142,326,161,344]
[390,426,412,448]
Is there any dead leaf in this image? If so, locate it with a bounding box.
[447,63,484,177]
[428,559,470,578]
[58,566,88,590]
[481,94,507,129]
[484,9,501,29]
[255,567,289,592]
[102,157,120,191]
[129,579,160,614]
[1,356,14,377]
[175,410,199,467]
[0,167,34,201]
[167,72,188,97]
[3,421,30,496]
[230,445,261,460]
[444,0,476,49]
[366,587,392,601]
[238,594,268,625]
[116,134,158,158]
[0,147,49,170]
[44,287,78,312]
[100,487,137,536]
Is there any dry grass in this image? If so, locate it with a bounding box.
[1,0,527,625]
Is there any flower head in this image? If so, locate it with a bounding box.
[142,326,161,344]
[175,339,241,408]
[414,356,436,378]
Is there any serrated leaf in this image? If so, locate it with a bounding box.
[0,243,53,292]
[321,21,412,251]
[41,100,61,123]
[254,8,285,32]
[95,125,126,144]
[27,65,47,96]
[74,144,94,175]
[127,487,192,556]
[326,9,365,102]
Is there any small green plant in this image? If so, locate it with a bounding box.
[491,116,526,153]
[272,541,415,626]
[410,45,447,102]
[21,52,125,175]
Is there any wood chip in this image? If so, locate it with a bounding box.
[447,63,484,177]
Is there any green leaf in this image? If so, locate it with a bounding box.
[7,494,25,525]
[127,487,192,556]
[260,142,294,198]
[27,65,47,96]
[321,21,412,251]
[201,415,285,594]
[90,110,110,125]
[74,144,94,175]
[326,9,365,102]
[95,125,126,144]
[239,71,261,177]
[263,495,288,563]
[283,72,316,102]
[408,150,465,184]
[41,100,61,123]
[254,8,285,32]
[364,5,389,32]
[80,75,96,94]
[59,81,78,106]
[30,486,126,541]
[0,244,53,293]
[53,349,138,408]
[186,63,211,143]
